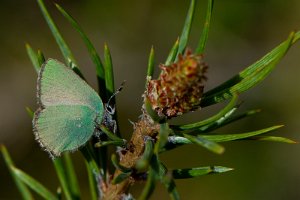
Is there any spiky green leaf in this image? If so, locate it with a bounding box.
[156,123,170,153]
[147,46,155,77]
[111,154,131,173]
[163,125,289,152]
[202,125,283,142]
[26,43,40,72]
[200,109,261,132]
[99,125,123,142]
[136,138,154,171]
[159,163,180,200]
[1,145,33,200]
[112,172,131,185]
[172,94,238,131]
[196,0,214,54]
[172,166,233,179]
[183,134,225,154]
[104,44,115,96]
[165,38,179,65]
[11,167,58,200]
[53,158,73,200]
[201,32,299,107]
[248,136,297,143]
[94,140,126,148]
[84,161,97,200]
[80,146,99,200]
[62,154,81,199]
[37,0,77,66]
[176,0,196,58]
[25,107,34,118]
[55,3,105,96]
[37,50,46,66]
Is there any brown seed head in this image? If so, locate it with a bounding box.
[145,49,207,118]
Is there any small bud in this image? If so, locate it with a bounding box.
[145,49,207,118]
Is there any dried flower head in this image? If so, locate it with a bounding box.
[145,50,208,118]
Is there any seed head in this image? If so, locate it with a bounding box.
[145,50,207,118]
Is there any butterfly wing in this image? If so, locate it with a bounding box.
[33,59,104,156]
[34,105,97,157]
[37,59,103,112]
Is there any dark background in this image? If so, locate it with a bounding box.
[1,0,300,199]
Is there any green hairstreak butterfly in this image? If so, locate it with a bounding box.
[33,59,104,157]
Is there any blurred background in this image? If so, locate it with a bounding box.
[1,0,300,199]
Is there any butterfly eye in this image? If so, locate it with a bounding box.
[105,104,115,115]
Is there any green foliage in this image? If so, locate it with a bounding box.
[11,167,58,200]
[196,0,214,54]
[55,3,106,96]
[26,44,40,72]
[2,0,299,199]
[165,38,179,65]
[176,0,196,59]
[136,138,154,171]
[1,145,33,200]
[111,154,131,173]
[53,155,81,200]
[172,93,239,131]
[147,46,155,77]
[183,133,225,154]
[201,32,297,107]
[37,0,77,66]
[172,166,233,179]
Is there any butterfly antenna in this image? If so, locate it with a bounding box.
[106,81,126,113]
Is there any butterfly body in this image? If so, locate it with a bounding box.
[33,59,104,157]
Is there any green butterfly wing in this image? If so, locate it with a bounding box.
[34,105,98,156]
[37,59,102,111]
[33,59,104,157]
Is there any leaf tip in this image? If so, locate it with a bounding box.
[150,45,154,52]
[216,146,225,155]
[25,43,30,48]
[54,2,60,8]
[276,124,285,128]
[212,166,234,173]
[0,144,5,151]
[25,107,34,118]
[104,42,108,50]
[284,138,298,144]
[290,140,298,144]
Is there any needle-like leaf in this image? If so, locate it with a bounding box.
[26,43,40,72]
[183,134,225,154]
[172,166,233,179]
[37,0,77,66]
[172,94,238,131]
[201,32,299,107]
[11,167,58,200]
[165,38,179,65]
[147,46,155,78]
[55,3,106,99]
[1,145,33,200]
[195,0,214,54]
[176,0,196,58]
